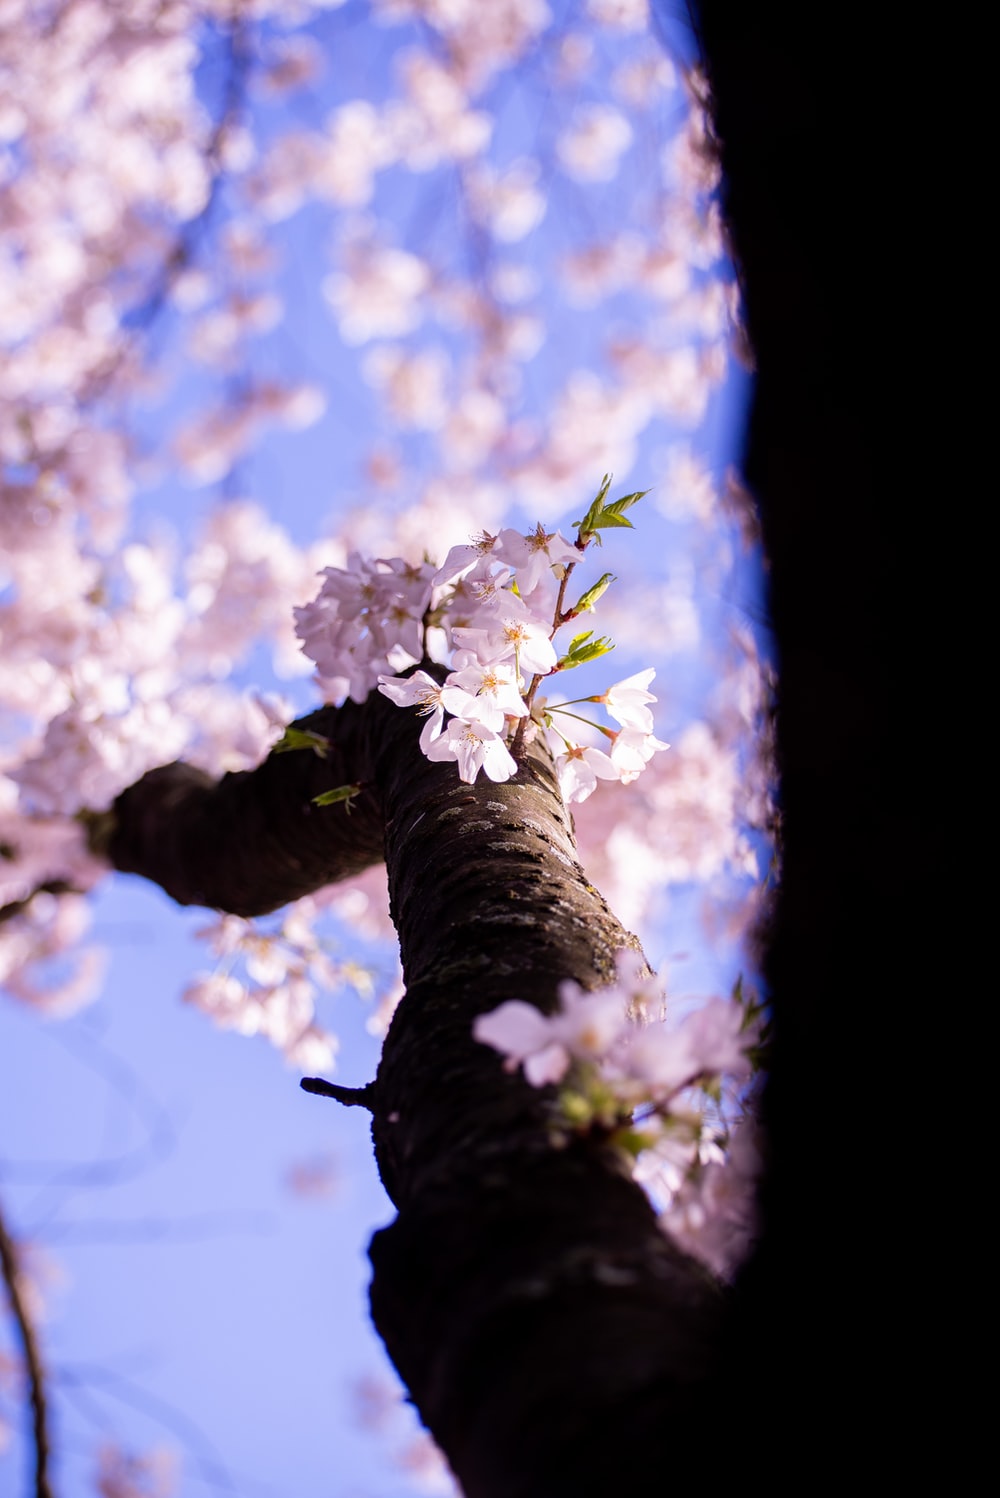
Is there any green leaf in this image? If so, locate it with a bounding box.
[572,572,616,614]
[556,635,615,670]
[572,473,614,538]
[274,727,330,758]
[611,1126,659,1158]
[558,1089,594,1128]
[588,512,634,531]
[312,783,362,811]
[602,488,648,518]
[572,477,648,543]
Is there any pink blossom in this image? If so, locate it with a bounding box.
[612,54,677,108]
[473,1000,566,1084]
[285,1023,338,1073]
[94,1441,178,1498]
[387,51,492,169]
[440,389,507,470]
[623,997,751,1098]
[184,973,261,1036]
[295,554,432,701]
[377,670,446,750]
[452,595,557,677]
[553,742,620,805]
[432,531,502,587]
[609,726,670,783]
[587,0,650,29]
[363,345,451,430]
[557,105,633,182]
[474,982,629,1084]
[323,243,430,344]
[370,0,552,92]
[465,159,547,243]
[600,668,657,731]
[439,662,527,732]
[424,718,518,785]
[495,523,580,594]
[659,1116,761,1280]
[460,561,517,613]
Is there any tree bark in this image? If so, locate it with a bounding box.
[104,685,727,1496]
[107,699,385,915]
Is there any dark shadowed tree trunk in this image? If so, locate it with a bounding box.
[106,679,727,1497]
[689,1,927,1470]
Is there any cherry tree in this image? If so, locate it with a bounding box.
[0,3,771,1492]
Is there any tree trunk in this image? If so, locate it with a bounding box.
[691,0,924,1467]
[106,683,727,1496]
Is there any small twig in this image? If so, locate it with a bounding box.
[551,555,579,629]
[511,681,541,759]
[56,1361,239,1494]
[300,1078,376,1110]
[0,1197,53,1498]
[512,556,582,759]
[78,18,251,408]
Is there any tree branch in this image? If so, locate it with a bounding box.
[0,1198,54,1498]
[300,1077,376,1109]
[102,701,387,916]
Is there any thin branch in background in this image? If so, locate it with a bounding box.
[0,1195,53,1498]
[80,17,253,407]
[41,1210,275,1247]
[0,1018,177,1208]
[55,1363,243,1496]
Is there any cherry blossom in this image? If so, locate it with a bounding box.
[587,0,651,29]
[363,345,451,430]
[553,741,621,804]
[623,995,752,1099]
[495,524,580,594]
[432,531,503,588]
[599,668,658,731]
[94,1441,178,1498]
[474,958,761,1276]
[425,718,518,785]
[377,670,447,750]
[439,663,528,733]
[608,726,671,782]
[386,51,492,169]
[557,105,634,183]
[452,596,558,677]
[465,160,547,243]
[658,1113,762,1280]
[473,981,628,1085]
[324,242,431,344]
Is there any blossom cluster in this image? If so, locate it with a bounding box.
[473,950,762,1278]
[0,0,770,1088]
[293,552,438,706]
[295,499,670,801]
[182,900,371,1071]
